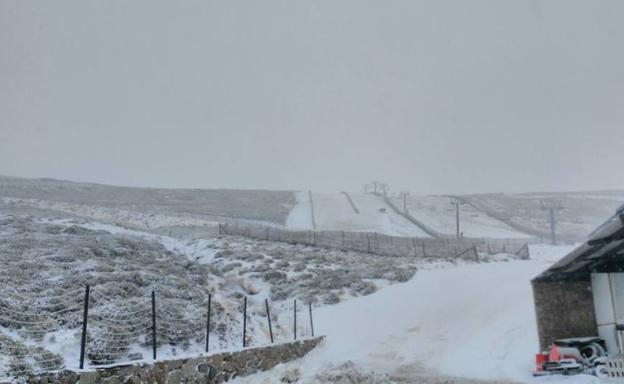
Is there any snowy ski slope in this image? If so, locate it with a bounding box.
[287,192,431,237]
[393,195,533,239]
[464,192,624,242]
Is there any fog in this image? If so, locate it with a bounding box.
[1,0,623,194]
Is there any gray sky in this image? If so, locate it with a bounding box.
[1,0,623,194]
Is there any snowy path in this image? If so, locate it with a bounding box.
[309,246,562,382]
[233,244,602,384]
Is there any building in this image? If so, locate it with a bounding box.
[532,205,624,352]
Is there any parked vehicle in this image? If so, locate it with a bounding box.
[534,337,607,376]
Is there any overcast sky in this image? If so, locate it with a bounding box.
[1,1,623,194]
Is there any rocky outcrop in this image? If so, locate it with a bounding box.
[26,337,324,384]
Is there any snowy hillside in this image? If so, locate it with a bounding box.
[1,176,622,241]
[0,175,296,226]
[287,192,431,237]
[286,189,624,241]
[463,192,624,242]
[390,195,532,239]
[0,210,589,382]
[0,213,438,379]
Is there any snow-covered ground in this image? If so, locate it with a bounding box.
[2,176,623,241]
[286,192,314,229]
[0,213,602,384]
[464,193,624,242]
[0,213,443,379]
[231,244,604,384]
[287,192,431,237]
[391,195,532,239]
[0,196,218,230]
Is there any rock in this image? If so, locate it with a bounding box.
[180,360,197,377]
[61,372,79,384]
[166,370,181,384]
[209,354,223,366]
[79,372,97,384]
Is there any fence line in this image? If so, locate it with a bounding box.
[0,286,314,380]
[218,222,533,260]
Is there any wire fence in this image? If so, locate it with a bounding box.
[0,289,84,377]
[0,286,315,380]
[218,222,533,260]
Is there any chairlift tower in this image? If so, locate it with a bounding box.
[378,183,389,197]
[366,181,389,196]
[540,200,563,245]
[370,181,380,194]
[450,199,465,239]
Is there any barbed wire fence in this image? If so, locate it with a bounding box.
[0,286,316,380]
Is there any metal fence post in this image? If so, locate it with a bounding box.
[265,299,274,343]
[151,291,157,360]
[293,299,297,340]
[205,293,211,353]
[242,296,247,347]
[79,285,90,370]
[308,302,314,337]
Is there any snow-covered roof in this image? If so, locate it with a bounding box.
[533,206,624,282]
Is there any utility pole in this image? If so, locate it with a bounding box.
[540,200,563,245]
[450,199,464,239]
[454,201,460,239]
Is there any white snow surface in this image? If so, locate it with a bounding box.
[0,214,599,383]
[287,192,431,237]
[232,244,603,384]
[1,196,218,229]
[395,195,532,239]
[286,191,313,229]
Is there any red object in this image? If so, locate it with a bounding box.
[549,344,560,362]
[535,353,548,372]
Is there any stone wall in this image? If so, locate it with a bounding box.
[27,337,323,384]
[532,280,598,350]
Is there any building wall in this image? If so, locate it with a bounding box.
[532,280,598,350]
